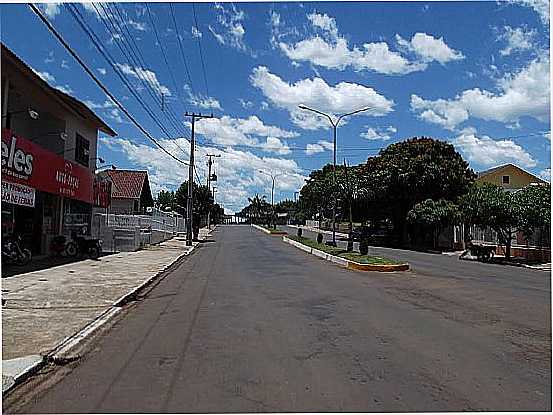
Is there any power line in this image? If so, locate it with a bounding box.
[94,2,190,140]
[192,2,210,98]
[145,4,189,114]
[28,3,189,166]
[169,3,196,96]
[66,3,180,140]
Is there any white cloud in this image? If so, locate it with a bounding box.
[55,85,74,95]
[396,33,464,64]
[509,0,550,25]
[361,126,397,141]
[278,13,461,74]
[97,68,107,75]
[191,26,202,38]
[115,63,171,96]
[239,99,253,109]
[45,51,55,64]
[261,137,291,155]
[305,140,333,155]
[34,70,55,84]
[452,128,537,168]
[498,26,536,56]
[127,19,147,31]
[61,60,70,70]
[539,168,551,181]
[100,135,306,213]
[307,12,339,39]
[209,4,248,52]
[185,87,222,110]
[250,66,394,130]
[40,3,61,19]
[305,143,325,155]
[411,55,550,129]
[192,115,298,149]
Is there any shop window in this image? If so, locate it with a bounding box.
[75,133,90,166]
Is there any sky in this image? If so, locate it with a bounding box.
[1,0,550,213]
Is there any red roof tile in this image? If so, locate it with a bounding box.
[104,170,148,199]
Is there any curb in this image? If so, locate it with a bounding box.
[251,224,287,236]
[2,229,213,396]
[283,236,409,272]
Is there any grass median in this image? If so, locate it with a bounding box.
[289,235,401,265]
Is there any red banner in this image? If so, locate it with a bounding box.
[1,129,93,203]
[93,178,111,208]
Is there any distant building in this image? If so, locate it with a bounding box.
[1,43,116,254]
[477,163,547,191]
[96,169,153,215]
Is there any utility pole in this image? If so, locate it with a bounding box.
[184,112,214,246]
[206,153,220,230]
[298,105,371,246]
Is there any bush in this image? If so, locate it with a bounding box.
[297,228,303,238]
[317,233,323,244]
[359,239,369,255]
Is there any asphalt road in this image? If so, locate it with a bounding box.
[7,225,551,412]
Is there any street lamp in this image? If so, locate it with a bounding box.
[258,170,285,229]
[298,104,371,246]
[2,108,40,120]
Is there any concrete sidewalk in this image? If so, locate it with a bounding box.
[2,227,213,393]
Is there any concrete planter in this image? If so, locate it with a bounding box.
[282,236,409,272]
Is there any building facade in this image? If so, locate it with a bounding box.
[1,44,116,254]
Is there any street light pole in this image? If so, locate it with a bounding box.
[298,105,371,246]
[259,170,284,229]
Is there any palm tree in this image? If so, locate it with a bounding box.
[247,194,269,225]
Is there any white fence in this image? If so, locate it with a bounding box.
[91,208,186,252]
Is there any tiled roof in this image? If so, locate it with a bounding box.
[104,169,148,199]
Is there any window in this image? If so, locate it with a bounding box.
[75,133,90,166]
[502,175,510,184]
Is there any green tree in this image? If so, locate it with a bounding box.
[459,183,518,259]
[175,181,214,228]
[297,164,334,226]
[155,190,175,210]
[515,183,551,240]
[407,199,460,248]
[358,137,476,244]
[240,194,271,225]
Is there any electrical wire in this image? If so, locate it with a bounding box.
[95,2,190,140]
[145,4,189,113]
[169,2,196,96]
[192,2,210,98]
[28,3,189,166]
[66,3,179,140]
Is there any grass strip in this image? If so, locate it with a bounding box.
[289,235,401,265]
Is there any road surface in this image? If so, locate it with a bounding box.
[6,225,551,412]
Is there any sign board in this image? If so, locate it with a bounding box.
[2,129,93,203]
[1,181,35,207]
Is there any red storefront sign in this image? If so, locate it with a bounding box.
[1,129,93,203]
[93,178,111,208]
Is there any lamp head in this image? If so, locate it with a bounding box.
[28,109,39,120]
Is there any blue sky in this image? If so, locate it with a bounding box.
[1,1,550,212]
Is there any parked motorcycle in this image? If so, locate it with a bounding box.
[50,235,72,257]
[67,228,103,260]
[2,235,32,265]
